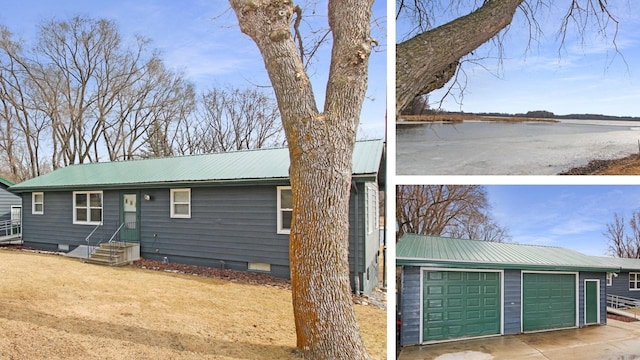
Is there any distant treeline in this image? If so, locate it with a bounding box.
[473,110,640,121]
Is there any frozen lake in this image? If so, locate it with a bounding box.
[396,119,640,175]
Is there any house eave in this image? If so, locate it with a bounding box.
[396,258,620,273]
[10,172,380,193]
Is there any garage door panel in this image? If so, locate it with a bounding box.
[423,271,501,342]
[448,298,462,308]
[522,273,576,332]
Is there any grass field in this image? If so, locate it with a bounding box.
[0,249,386,359]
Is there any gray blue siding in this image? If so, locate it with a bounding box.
[19,181,379,294]
[0,185,20,222]
[137,186,291,277]
[350,182,381,295]
[400,266,421,346]
[22,190,120,250]
[608,271,640,300]
[503,269,521,334]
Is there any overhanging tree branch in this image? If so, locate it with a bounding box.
[396,0,524,112]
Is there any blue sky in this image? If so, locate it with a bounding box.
[396,2,640,117]
[485,185,640,257]
[0,1,386,138]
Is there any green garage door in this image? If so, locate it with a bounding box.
[522,273,576,331]
[423,271,501,342]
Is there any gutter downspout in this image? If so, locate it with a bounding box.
[351,180,361,295]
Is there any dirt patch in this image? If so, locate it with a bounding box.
[0,247,386,359]
[608,313,638,322]
[559,154,640,175]
[132,258,292,289]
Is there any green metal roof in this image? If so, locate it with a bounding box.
[592,256,640,271]
[10,139,384,192]
[0,176,14,188]
[396,234,619,272]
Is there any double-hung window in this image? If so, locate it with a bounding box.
[73,191,103,225]
[277,186,292,234]
[170,189,191,218]
[32,192,44,215]
[630,272,640,290]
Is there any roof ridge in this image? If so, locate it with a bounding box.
[53,138,385,168]
[405,234,566,250]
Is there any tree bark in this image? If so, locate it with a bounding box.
[228,1,373,359]
[396,0,524,112]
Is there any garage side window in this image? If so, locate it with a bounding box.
[32,192,44,215]
[606,273,613,286]
[73,191,103,225]
[170,189,191,219]
[277,186,292,234]
[630,272,640,290]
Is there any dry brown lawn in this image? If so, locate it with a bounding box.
[0,249,386,359]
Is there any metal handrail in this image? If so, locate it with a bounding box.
[85,222,103,259]
[107,223,127,264]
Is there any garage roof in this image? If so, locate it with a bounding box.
[0,176,14,188]
[10,139,384,192]
[397,234,619,272]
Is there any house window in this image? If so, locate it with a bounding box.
[73,191,103,225]
[630,272,640,290]
[277,186,292,234]
[606,273,613,287]
[32,192,44,215]
[366,183,379,234]
[170,188,191,218]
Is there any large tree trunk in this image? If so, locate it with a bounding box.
[396,0,524,112]
[229,1,373,359]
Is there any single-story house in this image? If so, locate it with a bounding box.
[397,234,619,345]
[595,256,640,302]
[9,139,385,295]
[0,176,21,223]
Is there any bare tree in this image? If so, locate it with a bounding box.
[0,17,195,175]
[605,211,640,258]
[396,185,510,242]
[193,86,283,153]
[0,26,51,180]
[228,1,375,359]
[396,1,623,112]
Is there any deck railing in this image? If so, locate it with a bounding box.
[607,294,640,310]
[0,219,21,239]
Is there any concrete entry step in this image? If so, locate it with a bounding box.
[69,242,140,266]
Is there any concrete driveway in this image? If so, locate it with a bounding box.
[399,319,640,360]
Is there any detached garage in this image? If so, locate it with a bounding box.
[397,235,617,345]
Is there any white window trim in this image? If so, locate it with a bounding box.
[366,183,379,235]
[630,272,640,291]
[73,191,103,225]
[277,186,292,234]
[170,188,191,219]
[606,273,613,287]
[32,192,44,215]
